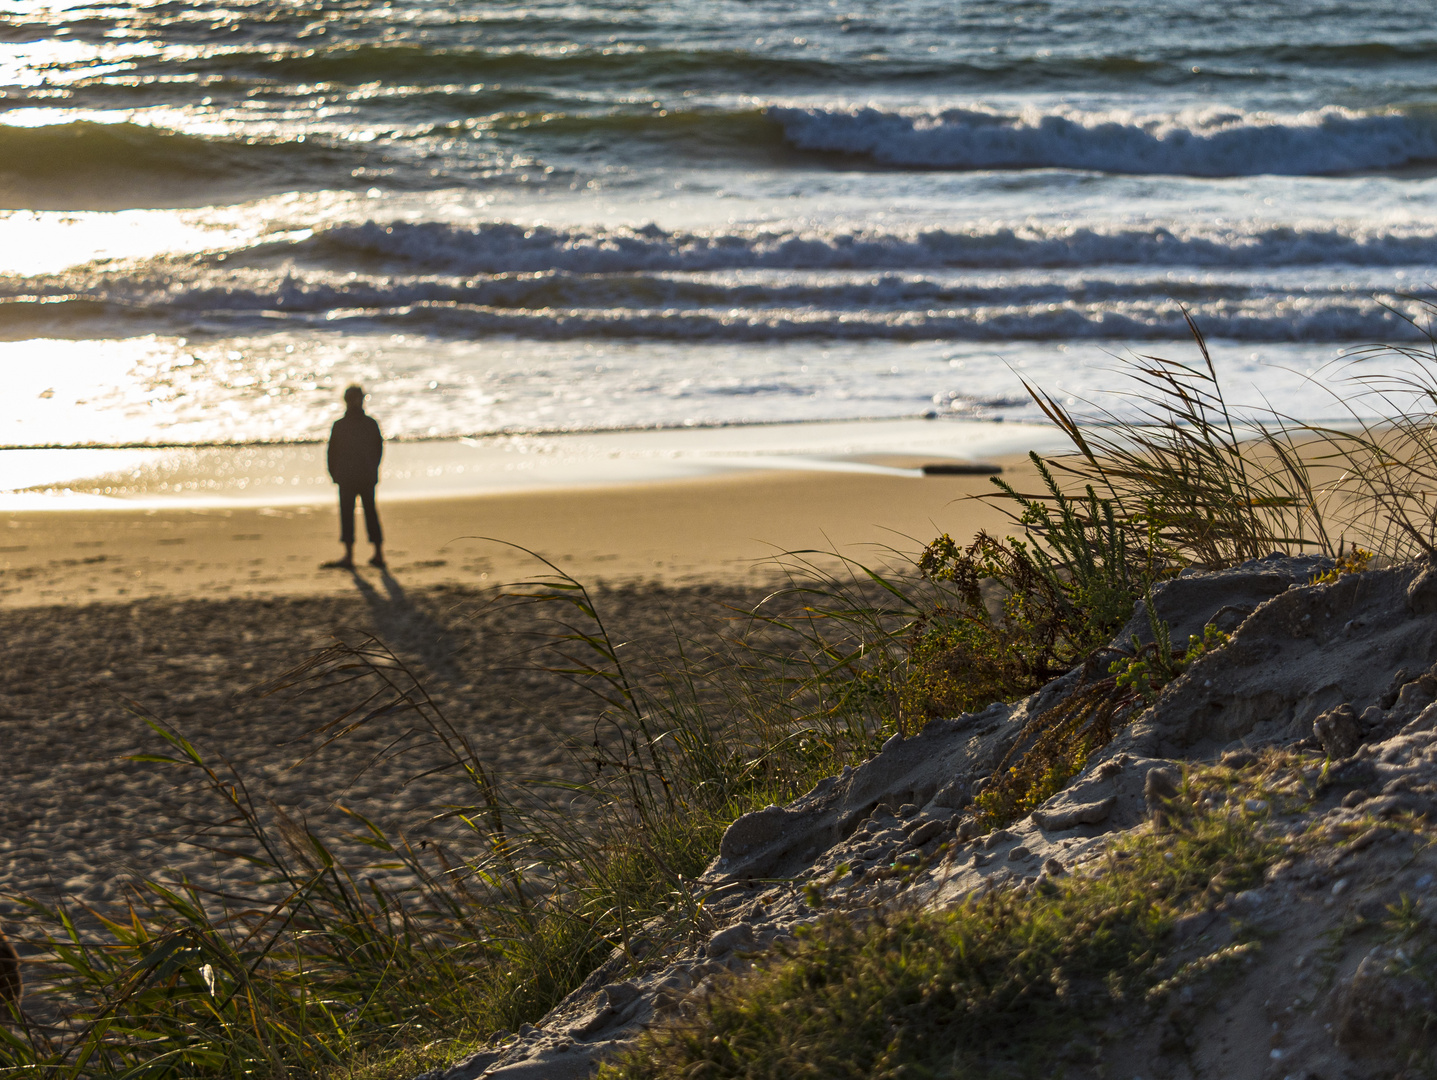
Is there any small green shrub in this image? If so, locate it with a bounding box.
[969,619,1229,832]
[898,454,1166,724]
[1309,545,1373,585]
[1110,621,1230,706]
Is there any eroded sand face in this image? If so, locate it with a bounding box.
[448,558,1437,1080]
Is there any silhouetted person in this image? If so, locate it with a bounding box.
[327,385,385,569]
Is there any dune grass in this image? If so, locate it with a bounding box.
[1019,316,1339,568]
[600,753,1307,1080]
[4,324,1437,1077]
[0,565,896,1079]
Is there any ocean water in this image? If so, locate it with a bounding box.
[1,0,1435,449]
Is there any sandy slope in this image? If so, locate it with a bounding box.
[451,556,1437,1080]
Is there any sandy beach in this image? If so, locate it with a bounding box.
[0,451,1041,907]
[0,452,1037,606]
[0,0,1424,1069]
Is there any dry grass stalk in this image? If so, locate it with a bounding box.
[1019,315,1336,568]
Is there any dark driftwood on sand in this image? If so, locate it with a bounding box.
[921,462,1003,475]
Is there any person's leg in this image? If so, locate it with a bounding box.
[361,486,384,567]
[337,484,357,567]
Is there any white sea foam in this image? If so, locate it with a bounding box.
[9,262,1430,344]
[292,218,1437,275]
[769,104,1437,176]
[274,295,1432,342]
[4,0,1436,454]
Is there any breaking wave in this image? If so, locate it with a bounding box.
[0,121,366,206]
[769,103,1437,176]
[288,219,1437,274]
[4,265,1430,344]
[0,121,362,178]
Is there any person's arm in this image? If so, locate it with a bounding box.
[327,422,339,481]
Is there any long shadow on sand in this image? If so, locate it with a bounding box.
[345,568,466,686]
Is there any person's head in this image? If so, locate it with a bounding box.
[343,385,365,411]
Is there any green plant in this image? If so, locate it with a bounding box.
[1110,620,1230,706]
[1021,315,1336,569]
[0,562,894,1079]
[1309,546,1373,585]
[895,455,1167,726]
[1383,895,1423,943]
[969,617,1228,832]
[601,758,1293,1080]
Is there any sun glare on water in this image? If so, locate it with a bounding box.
[0,209,253,275]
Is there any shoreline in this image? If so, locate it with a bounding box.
[0,410,1053,451]
[0,417,1062,511]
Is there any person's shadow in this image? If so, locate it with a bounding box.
[346,567,463,686]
